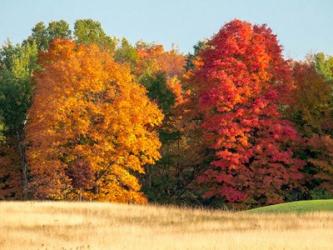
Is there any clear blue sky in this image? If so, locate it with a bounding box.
[1,0,332,59]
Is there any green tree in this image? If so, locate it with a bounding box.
[185,40,207,71]
[314,53,333,81]
[140,72,175,114]
[25,20,71,50]
[115,38,137,69]
[47,20,72,41]
[26,22,48,50]
[74,19,117,51]
[0,41,38,135]
[0,41,38,198]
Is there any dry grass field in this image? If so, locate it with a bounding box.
[1,201,333,250]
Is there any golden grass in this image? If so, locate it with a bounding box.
[1,201,333,250]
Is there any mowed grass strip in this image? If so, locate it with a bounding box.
[249,199,333,213]
[0,201,333,250]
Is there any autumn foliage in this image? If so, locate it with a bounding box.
[0,140,22,199]
[25,39,163,203]
[1,19,333,208]
[289,62,333,135]
[191,20,304,205]
[289,62,333,198]
[306,135,333,195]
[134,43,185,78]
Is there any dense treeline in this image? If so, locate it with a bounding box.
[0,19,332,208]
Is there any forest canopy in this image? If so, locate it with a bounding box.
[0,19,332,208]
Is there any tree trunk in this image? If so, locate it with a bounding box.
[16,130,28,199]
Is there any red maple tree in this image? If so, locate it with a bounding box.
[192,20,304,206]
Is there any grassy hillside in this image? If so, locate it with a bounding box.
[1,201,333,250]
[250,199,333,213]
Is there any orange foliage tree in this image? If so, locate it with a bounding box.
[135,42,185,79]
[25,39,163,203]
